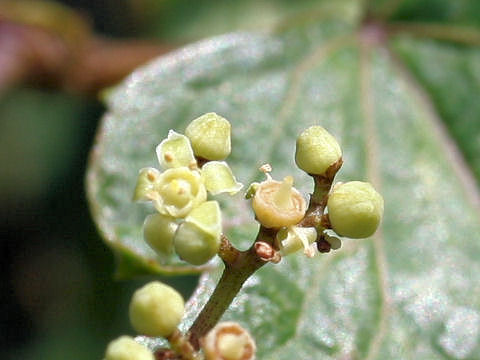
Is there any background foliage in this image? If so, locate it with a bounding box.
[2,0,480,359]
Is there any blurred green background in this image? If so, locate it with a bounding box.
[1,1,480,359]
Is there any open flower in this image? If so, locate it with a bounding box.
[133,123,242,265]
[248,165,306,229]
[151,167,207,218]
[134,130,242,220]
[201,322,256,360]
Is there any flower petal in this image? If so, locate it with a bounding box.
[201,161,243,195]
[185,200,222,237]
[156,130,197,169]
[276,226,317,256]
[133,167,161,201]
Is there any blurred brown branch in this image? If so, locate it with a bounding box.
[0,0,173,95]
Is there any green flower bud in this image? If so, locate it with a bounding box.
[143,214,178,256]
[295,125,342,176]
[327,181,384,239]
[153,167,207,218]
[133,167,161,201]
[201,161,243,195]
[129,281,185,337]
[252,175,306,228]
[201,322,256,360]
[276,226,317,257]
[104,336,154,360]
[156,130,197,169]
[174,201,222,265]
[185,113,231,160]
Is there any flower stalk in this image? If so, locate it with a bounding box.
[187,228,274,349]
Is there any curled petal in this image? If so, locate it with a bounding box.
[133,167,161,201]
[156,130,197,169]
[201,161,243,195]
[324,233,342,250]
[276,226,317,257]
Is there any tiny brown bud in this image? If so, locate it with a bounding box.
[316,238,331,253]
[254,241,281,263]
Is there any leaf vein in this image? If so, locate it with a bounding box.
[359,40,393,360]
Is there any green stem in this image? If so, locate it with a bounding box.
[188,229,273,349]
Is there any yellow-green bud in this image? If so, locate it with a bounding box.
[143,214,178,256]
[201,322,256,360]
[153,167,207,218]
[295,125,342,176]
[252,175,306,228]
[133,168,161,201]
[185,113,231,160]
[327,181,384,239]
[174,201,222,265]
[104,336,154,360]
[129,281,184,337]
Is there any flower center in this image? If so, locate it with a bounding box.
[161,178,192,208]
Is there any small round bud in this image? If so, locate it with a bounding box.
[143,214,178,256]
[185,113,231,160]
[104,336,154,360]
[295,125,342,176]
[174,201,222,265]
[153,167,207,218]
[201,322,256,360]
[129,281,184,337]
[252,175,306,228]
[327,181,384,239]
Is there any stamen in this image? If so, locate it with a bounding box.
[146,170,157,182]
[164,152,174,163]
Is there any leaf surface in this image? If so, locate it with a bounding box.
[87,1,480,358]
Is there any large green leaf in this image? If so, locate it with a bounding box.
[87,0,480,358]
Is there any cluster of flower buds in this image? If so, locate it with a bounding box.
[106,117,384,360]
[247,125,384,258]
[133,113,243,265]
[104,279,256,360]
